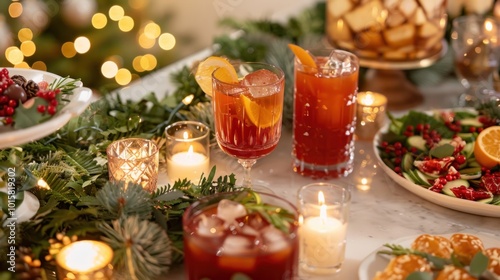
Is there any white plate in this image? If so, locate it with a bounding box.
[358,232,500,280]
[373,119,500,218]
[0,68,93,149]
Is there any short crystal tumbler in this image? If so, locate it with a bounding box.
[106,138,159,193]
[292,49,359,179]
[183,191,299,280]
[298,182,351,275]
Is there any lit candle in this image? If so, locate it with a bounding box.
[165,121,211,183]
[106,138,159,193]
[167,144,210,182]
[300,191,347,273]
[56,240,113,280]
[356,91,387,141]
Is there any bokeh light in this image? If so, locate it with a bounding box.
[133,56,144,72]
[129,0,148,10]
[61,42,77,58]
[5,47,24,65]
[101,61,119,78]
[32,61,47,71]
[109,5,125,21]
[18,28,33,42]
[92,13,108,29]
[138,33,156,49]
[118,16,134,32]
[140,54,157,71]
[144,22,161,39]
[8,2,23,18]
[159,33,176,50]
[74,36,91,54]
[115,68,132,85]
[20,41,36,57]
[14,62,30,69]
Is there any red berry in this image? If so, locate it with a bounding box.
[4,117,13,125]
[50,99,58,106]
[47,105,56,115]
[37,105,46,113]
[5,106,14,116]
[8,99,17,108]
[46,91,56,100]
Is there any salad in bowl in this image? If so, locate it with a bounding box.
[375,107,500,213]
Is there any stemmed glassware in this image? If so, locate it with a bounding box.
[451,15,500,107]
[211,62,284,190]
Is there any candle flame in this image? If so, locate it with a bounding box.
[485,20,493,32]
[57,241,113,273]
[318,191,325,205]
[187,145,194,155]
[183,131,189,140]
[318,191,328,224]
[361,93,374,106]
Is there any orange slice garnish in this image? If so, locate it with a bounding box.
[288,43,316,69]
[195,56,238,97]
[241,94,282,128]
[474,126,500,168]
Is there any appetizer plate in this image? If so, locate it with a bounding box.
[358,232,500,280]
[373,120,500,218]
[0,68,93,149]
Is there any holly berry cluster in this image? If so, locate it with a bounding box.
[0,68,61,126]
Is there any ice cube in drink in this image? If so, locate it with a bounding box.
[183,191,299,280]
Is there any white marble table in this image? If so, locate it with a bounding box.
[116,49,500,279]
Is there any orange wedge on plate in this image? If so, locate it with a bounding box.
[195,56,238,97]
[474,126,500,168]
[241,94,282,128]
[287,43,316,69]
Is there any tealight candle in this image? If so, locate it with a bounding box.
[165,121,210,183]
[356,91,387,141]
[56,240,113,280]
[298,182,351,276]
[106,138,159,193]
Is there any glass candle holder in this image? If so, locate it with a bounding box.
[165,121,210,183]
[56,240,113,280]
[297,182,351,276]
[106,138,159,193]
[356,91,388,141]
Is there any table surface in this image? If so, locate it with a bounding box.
[115,48,500,280]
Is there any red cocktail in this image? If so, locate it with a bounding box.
[212,62,284,187]
[183,191,299,280]
[292,49,359,178]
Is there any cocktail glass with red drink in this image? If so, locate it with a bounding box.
[292,48,359,179]
[182,191,299,280]
[212,62,284,188]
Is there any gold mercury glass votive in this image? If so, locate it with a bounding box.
[106,138,159,193]
[356,91,388,141]
[56,240,113,280]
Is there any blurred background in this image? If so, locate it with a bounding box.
[0,0,316,90]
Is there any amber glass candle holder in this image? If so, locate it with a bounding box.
[106,138,159,193]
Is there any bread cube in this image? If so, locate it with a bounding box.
[328,0,354,18]
[344,0,385,32]
[383,23,416,48]
[399,0,418,18]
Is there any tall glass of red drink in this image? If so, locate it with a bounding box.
[292,49,359,179]
[182,191,299,280]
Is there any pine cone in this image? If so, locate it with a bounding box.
[11,75,27,87]
[23,80,39,98]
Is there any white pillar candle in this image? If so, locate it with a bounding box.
[167,145,210,183]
